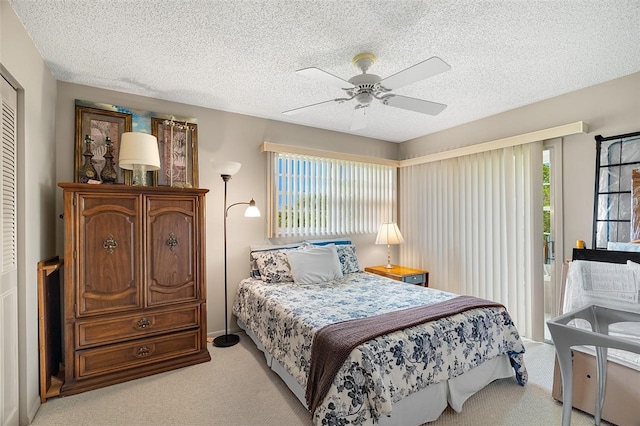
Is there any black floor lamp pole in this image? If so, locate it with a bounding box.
[213,174,240,347]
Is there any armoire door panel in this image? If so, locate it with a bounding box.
[146,197,198,306]
[77,195,141,315]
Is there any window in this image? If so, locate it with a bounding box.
[266,150,396,238]
[593,131,640,249]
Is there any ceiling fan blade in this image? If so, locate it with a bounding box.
[383,94,447,116]
[380,56,451,90]
[282,99,338,115]
[350,105,368,131]
[296,67,354,89]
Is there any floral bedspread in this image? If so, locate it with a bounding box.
[232,272,527,425]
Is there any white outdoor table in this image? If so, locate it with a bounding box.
[547,305,640,426]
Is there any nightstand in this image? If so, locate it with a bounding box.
[364,265,429,287]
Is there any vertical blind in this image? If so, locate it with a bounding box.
[399,143,544,339]
[267,151,396,238]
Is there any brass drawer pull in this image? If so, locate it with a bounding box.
[136,346,150,357]
[166,233,178,251]
[103,234,118,254]
[135,317,151,330]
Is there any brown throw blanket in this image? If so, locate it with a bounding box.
[305,295,504,414]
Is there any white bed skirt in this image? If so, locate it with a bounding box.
[237,319,514,425]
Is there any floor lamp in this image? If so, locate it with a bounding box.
[212,161,261,348]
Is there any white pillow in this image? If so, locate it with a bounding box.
[286,244,343,284]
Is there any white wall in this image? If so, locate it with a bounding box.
[54,82,400,339]
[0,2,58,424]
[400,72,640,262]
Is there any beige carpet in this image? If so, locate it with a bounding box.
[31,335,609,425]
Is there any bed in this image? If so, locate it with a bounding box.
[233,241,527,425]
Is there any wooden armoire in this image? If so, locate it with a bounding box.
[57,183,211,396]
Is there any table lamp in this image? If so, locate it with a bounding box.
[375,222,405,268]
[118,132,160,186]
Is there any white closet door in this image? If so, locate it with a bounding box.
[0,75,19,426]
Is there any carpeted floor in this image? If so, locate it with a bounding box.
[31,335,609,425]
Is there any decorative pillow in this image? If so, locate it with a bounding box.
[249,243,302,279]
[251,249,295,283]
[286,244,343,284]
[335,244,361,274]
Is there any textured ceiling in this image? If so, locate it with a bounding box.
[8,0,640,143]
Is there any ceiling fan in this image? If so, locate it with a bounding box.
[283,53,451,131]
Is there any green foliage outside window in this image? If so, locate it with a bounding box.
[543,163,550,234]
[277,194,328,228]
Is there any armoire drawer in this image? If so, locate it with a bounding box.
[76,305,200,348]
[76,329,201,378]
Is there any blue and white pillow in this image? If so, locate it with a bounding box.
[249,243,302,280]
[252,249,295,283]
[335,244,361,274]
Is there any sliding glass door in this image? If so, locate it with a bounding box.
[543,139,563,342]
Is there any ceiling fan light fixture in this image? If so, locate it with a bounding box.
[356,92,373,105]
[352,53,376,73]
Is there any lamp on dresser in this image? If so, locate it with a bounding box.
[375,222,405,268]
[118,132,160,186]
[212,160,261,347]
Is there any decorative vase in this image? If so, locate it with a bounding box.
[100,137,118,184]
[78,134,99,183]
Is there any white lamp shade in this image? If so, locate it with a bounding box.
[118,132,160,170]
[244,199,261,217]
[375,222,405,245]
[244,205,261,217]
[212,160,242,176]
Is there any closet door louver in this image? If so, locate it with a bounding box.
[1,94,16,273]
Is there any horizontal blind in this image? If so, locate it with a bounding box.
[399,142,543,338]
[268,152,396,238]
